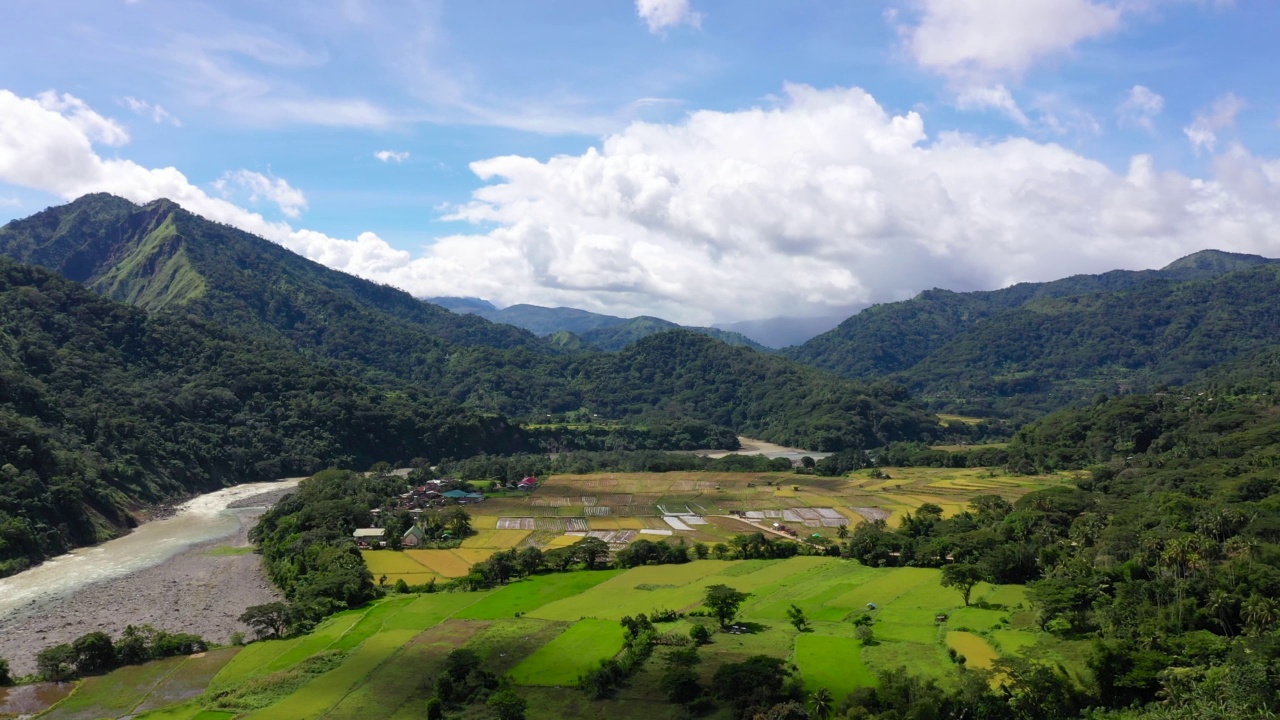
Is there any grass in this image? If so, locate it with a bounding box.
[65,467,1087,720]
[508,618,628,687]
[795,635,875,698]
[362,550,440,585]
[404,549,474,577]
[937,413,987,425]
[202,545,254,556]
[456,570,624,620]
[43,656,188,720]
[57,559,1077,720]
[946,631,1000,670]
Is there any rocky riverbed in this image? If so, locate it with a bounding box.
[0,491,285,677]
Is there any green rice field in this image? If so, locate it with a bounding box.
[44,463,1074,719]
[58,555,1087,720]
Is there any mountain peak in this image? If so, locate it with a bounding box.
[1161,249,1278,274]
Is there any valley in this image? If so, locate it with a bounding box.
[2,195,1280,719]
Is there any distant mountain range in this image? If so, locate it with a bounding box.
[428,297,771,351]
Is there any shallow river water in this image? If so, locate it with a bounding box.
[0,479,298,622]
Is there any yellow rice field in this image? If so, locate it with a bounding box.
[405,550,474,578]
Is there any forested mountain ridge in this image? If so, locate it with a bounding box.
[0,258,528,576]
[786,249,1278,379]
[0,195,950,453]
[785,251,1280,420]
[0,194,553,376]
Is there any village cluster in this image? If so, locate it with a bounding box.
[353,476,540,549]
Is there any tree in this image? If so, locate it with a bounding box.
[36,643,76,681]
[573,537,610,570]
[810,687,834,718]
[1242,594,1276,636]
[487,689,528,720]
[544,547,576,572]
[516,546,544,576]
[787,604,809,631]
[71,631,117,675]
[940,563,986,607]
[690,624,712,645]
[115,625,154,665]
[661,664,702,704]
[694,542,709,560]
[855,624,874,644]
[0,657,11,686]
[836,525,849,541]
[704,584,750,629]
[425,697,443,720]
[711,656,793,715]
[240,602,293,639]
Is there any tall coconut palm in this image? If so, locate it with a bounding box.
[1206,589,1234,637]
[810,687,834,719]
[1243,594,1276,636]
[836,525,849,541]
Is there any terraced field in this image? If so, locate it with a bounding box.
[58,557,1087,720]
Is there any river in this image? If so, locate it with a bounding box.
[0,479,298,622]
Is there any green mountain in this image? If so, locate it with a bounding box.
[0,194,550,381]
[0,258,526,576]
[0,195,945,452]
[785,250,1280,419]
[578,316,767,352]
[429,298,769,351]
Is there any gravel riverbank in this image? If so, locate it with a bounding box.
[0,492,284,677]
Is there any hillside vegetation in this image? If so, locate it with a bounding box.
[786,250,1280,419]
[0,258,524,576]
[0,195,946,451]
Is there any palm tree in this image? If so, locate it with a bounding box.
[836,525,849,541]
[1206,589,1234,637]
[810,687,834,719]
[1243,594,1276,636]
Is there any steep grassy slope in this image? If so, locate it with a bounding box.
[0,194,550,374]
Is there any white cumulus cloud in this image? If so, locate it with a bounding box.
[3,86,1280,327]
[375,150,410,163]
[0,88,409,277]
[1185,92,1246,153]
[636,0,701,33]
[899,0,1122,80]
[1118,85,1164,130]
[35,91,130,146]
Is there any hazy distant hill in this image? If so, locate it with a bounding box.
[428,297,768,351]
[786,250,1280,419]
[715,314,850,348]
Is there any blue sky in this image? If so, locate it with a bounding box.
[1,0,1279,325]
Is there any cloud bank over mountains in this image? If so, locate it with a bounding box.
[2,85,1279,325]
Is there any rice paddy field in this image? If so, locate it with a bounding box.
[56,556,1090,720]
[362,466,1070,589]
